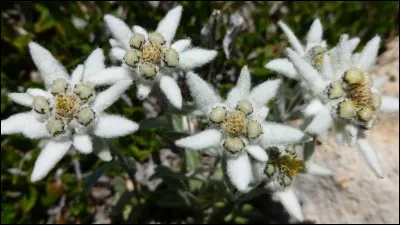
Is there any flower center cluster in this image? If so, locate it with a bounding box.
[123,32,180,80]
[209,100,263,154]
[142,44,163,63]
[264,146,304,188]
[222,110,247,136]
[32,78,96,136]
[326,67,380,129]
[55,94,78,118]
[307,45,327,70]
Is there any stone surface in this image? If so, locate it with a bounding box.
[294,37,399,224]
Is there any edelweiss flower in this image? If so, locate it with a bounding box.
[250,146,305,221]
[265,18,360,81]
[1,42,139,182]
[174,66,309,192]
[104,5,217,109]
[286,34,399,178]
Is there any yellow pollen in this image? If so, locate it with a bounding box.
[222,110,246,136]
[348,78,373,108]
[142,44,163,63]
[277,154,304,176]
[55,94,78,118]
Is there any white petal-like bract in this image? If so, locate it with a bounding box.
[132,25,148,40]
[179,48,217,71]
[31,140,72,182]
[260,122,309,147]
[249,79,281,107]
[303,98,325,116]
[171,39,191,53]
[225,65,251,107]
[321,54,334,80]
[274,189,304,221]
[28,42,69,87]
[246,145,268,162]
[186,71,221,113]
[372,76,389,90]
[356,136,384,178]
[93,79,133,111]
[1,112,49,139]
[70,64,84,87]
[156,5,183,45]
[8,93,33,107]
[26,88,52,98]
[83,48,105,80]
[305,107,333,134]
[159,75,183,109]
[93,137,113,161]
[306,163,333,176]
[73,134,93,154]
[86,67,131,86]
[136,83,152,100]
[278,21,304,56]
[265,58,298,79]
[306,18,323,47]
[226,153,253,192]
[104,14,133,50]
[94,115,139,138]
[380,95,399,113]
[286,48,326,95]
[175,129,222,150]
[348,37,360,53]
[358,36,381,71]
[109,47,126,62]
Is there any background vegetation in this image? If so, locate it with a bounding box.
[1,1,398,224]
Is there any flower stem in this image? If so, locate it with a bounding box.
[208,9,220,82]
[107,141,143,211]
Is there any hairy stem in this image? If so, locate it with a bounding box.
[207,9,220,82]
[108,141,143,212]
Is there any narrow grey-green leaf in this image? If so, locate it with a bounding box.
[83,162,117,194]
[138,118,169,130]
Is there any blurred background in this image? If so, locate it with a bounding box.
[1,1,399,224]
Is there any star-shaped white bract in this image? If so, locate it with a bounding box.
[286,34,399,178]
[265,18,360,81]
[174,66,309,192]
[1,42,139,182]
[104,5,217,109]
[273,188,304,221]
[248,145,306,222]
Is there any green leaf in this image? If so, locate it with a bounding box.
[20,186,38,213]
[234,187,270,203]
[250,67,271,77]
[166,103,197,115]
[1,203,18,224]
[234,216,249,224]
[171,114,183,132]
[40,195,58,207]
[163,131,187,141]
[150,166,186,181]
[185,149,200,171]
[138,118,169,130]
[83,162,117,193]
[112,176,126,194]
[129,145,152,162]
[34,5,56,33]
[153,191,188,208]
[70,202,85,216]
[126,204,141,223]
[114,191,132,218]
[303,138,316,163]
[185,149,203,191]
